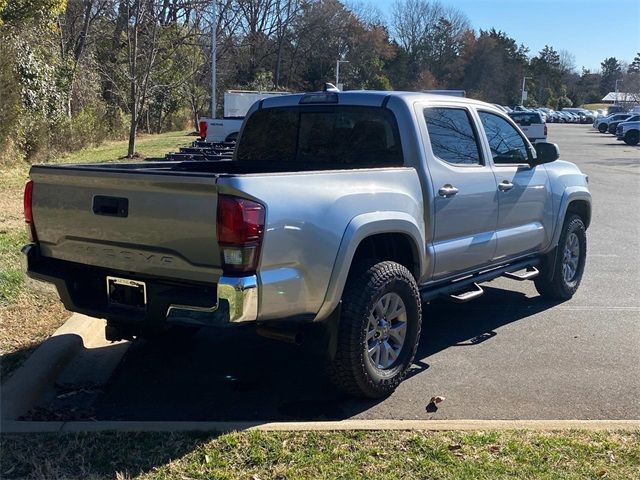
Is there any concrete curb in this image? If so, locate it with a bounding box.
[2,419,639,434]
[0,314,107,421]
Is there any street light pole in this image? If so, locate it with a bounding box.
[521,76,532,105]
[336,59,349,90]
[614,79,620,105]
[211,0,217,118]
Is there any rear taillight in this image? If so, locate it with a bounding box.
[198,120,208,140]
[544,124,548,136]
[217,195,265,274]
[24,180,37,242]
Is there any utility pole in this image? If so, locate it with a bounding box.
[336,59,349,90]
[211,0,217,118]
[521,76,532,105]
[614,78,620,106]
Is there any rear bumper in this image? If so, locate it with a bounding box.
[22,244,258,327]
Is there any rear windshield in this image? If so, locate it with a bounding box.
[508,112,543,125]
[236,106,404,167]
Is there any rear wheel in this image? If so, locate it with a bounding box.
[535,214,586,300]
[326,261,422,398]
[624,130,639,146]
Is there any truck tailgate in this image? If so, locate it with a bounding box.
[29,166,222,284]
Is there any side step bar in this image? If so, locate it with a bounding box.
[449,283,484,303]
[503,266,539,281]
[421,258,539,303]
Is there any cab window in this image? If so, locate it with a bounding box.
[423,107,482,165]
[479,111,529,164]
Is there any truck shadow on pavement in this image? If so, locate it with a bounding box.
[31,286,561,423]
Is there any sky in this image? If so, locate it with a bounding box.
[369,0,640,72]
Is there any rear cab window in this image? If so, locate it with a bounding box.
[423,107,483,166]
[236,106,404,168]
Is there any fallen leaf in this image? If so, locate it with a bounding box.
[597,471,607,478]
[448,444,462,451]
[204,454,211,464]
[488,445,502,453]
[430,396,446,405]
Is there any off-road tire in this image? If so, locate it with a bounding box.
[326,260,422,398]
[535,214,586,300]
[624,130,639,146]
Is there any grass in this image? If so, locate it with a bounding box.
[0,229,29,305]
[54,130,194,164]
[1,430,638,479]
[581,103,610,111]
[0,130,195,381]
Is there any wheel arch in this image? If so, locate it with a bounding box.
[314,212,426,322]
[549,188,592,250]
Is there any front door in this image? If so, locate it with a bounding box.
[477,110,553,261]
[419,105,499,280]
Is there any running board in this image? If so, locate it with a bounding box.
[448,283,484,303]
[420,258,540,303]
[503,266,539,281]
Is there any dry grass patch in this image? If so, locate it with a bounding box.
[0,292,69,381]
[0,164,29,231]
[0,228,70,381]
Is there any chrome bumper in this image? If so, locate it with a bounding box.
[166,275,258,324]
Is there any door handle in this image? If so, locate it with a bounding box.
[498,180,514,192]
[438,184,459,197]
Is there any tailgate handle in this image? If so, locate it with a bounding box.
[93,196,129,217]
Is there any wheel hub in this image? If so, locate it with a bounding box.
[562,232,580,283]
[365,293,408,370]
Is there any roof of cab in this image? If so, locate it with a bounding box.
[259,90,499,111]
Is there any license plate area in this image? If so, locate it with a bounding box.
[107,276,147,311]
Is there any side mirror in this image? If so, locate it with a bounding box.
[531,142,559,166]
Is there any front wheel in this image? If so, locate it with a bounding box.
[598,123,608,133]
[535,214,587,300]
[326,261,422,398]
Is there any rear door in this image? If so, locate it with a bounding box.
[418,103,499,279]
[476,110,553,261]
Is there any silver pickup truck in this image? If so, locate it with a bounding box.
[23,91,591,398]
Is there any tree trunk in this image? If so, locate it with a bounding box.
[127,0,141,157]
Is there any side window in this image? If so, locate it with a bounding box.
[479,112,530,164]
[423,107,482,165]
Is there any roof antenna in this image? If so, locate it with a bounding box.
[324,83,340,93]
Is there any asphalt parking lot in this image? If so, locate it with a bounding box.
[22,124,640,422]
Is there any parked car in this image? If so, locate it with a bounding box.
[595,113,632,133]
[608,115,640,134]
[22,91,591,398]
[562,108,595,124]
[616,119,640,145]
[508,111,548,142]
